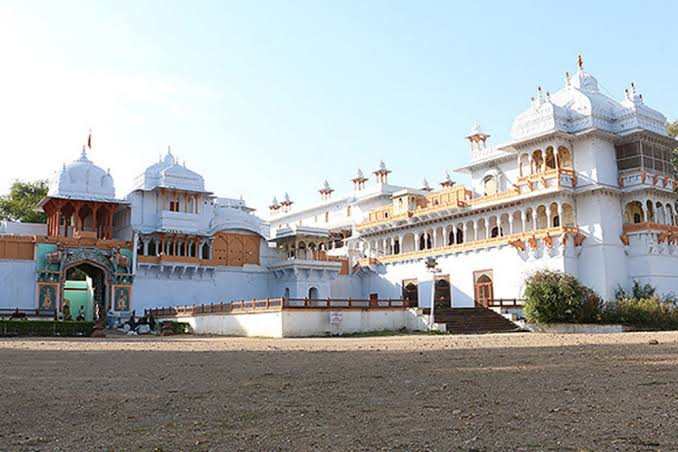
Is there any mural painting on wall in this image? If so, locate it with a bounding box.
[37,284,59,311]
[113,286,131,311]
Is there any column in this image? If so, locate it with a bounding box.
[509,215,514,235]
[521,211,527,232]
[107,208,113,239]
[74,203,81,236]
[473,221,478,241]
[462,223,467,242]
[433,228,438,248]
[557,203,563,227]
[451,226,457,245]
[532,209,538,231]
[546,205,552,228]
[143,238,149,256]
[92,205,99,238]
[484,218,490,239]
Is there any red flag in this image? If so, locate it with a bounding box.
[87,130,92,149]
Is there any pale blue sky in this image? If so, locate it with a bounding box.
[0,0,676,213]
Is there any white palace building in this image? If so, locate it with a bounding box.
[1,57,677,336]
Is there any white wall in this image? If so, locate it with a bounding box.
[134,267,272,313]
[159,308,429,337]
[361,242,568,308]
[0,260,37,309]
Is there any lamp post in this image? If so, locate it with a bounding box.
[425,257,440,329]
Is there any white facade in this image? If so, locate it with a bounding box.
[1,56,676,320]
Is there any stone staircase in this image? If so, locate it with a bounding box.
[434,307,523,334]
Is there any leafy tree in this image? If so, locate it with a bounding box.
[0,180,49,223]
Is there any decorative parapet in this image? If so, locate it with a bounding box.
[618,171,674,192]
[622,222,678,246]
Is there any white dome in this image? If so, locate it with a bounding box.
[48,147,116,201]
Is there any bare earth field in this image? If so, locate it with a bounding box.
[1,332,678,451]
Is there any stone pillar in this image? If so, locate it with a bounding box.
[532,209,538,231]
[546,205,552,228]
[484,218,490,239]
[433,229,438,248]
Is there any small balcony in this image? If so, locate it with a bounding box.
[158,210,200,234]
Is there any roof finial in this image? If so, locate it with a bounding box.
[577,52,584,70]
[564,71,571,86]
[80,145,88,160]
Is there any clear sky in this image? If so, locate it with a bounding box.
[0,0,676,213]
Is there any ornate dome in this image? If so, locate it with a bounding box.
[511,57,668,141]
[48,147,116,201]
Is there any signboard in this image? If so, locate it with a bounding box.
[329,312,343,325]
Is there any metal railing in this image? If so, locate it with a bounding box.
[487,298,525,308]
[0,308,57,319]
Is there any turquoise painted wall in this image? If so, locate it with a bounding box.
[63,280,93,321]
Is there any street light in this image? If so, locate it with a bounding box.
[425,257,440,329]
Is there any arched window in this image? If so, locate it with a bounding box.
[402,280,418,307]
[624,201,644,224]
[283,287,290,299]
[434,277,451,310]
[308,287,319,299]
[393,239,400,255]
[545,147,556,170]
[532,150,544,173]
[490,226,503,238]
[474,271,494,307]
[557,147,573,168]
[553,215,560,227]
[483,175,498,196]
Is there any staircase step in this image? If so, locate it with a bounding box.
[434,307,523,335]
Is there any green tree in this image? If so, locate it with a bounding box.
[0,180,49,223]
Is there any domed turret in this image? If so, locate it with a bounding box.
[48,146,116,201]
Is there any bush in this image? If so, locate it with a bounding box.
[0,320,95,337]
[171,321,191,334]
[604,281,678,329]
[523,270,602,323]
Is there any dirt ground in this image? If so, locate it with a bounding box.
[1,331,677,451]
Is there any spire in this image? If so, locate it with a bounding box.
[577,52,584,71]
[421,179,432,191]
[79,145,89,161]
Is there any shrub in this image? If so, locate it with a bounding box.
[0,320,95,337]
[171,321,192,334]
[523,270,602,323]
[605,281,678,329]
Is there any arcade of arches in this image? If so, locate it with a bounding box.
[137,232,261,267]
[623,200,677,226]
[365,201,576,257]
[42,198,120,240]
